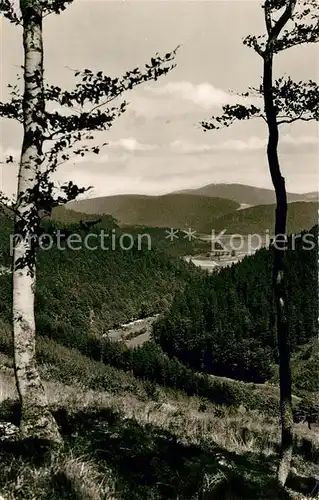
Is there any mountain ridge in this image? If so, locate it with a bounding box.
[173,183,318,206]
[66,183,317,233]
[68,193,239,231]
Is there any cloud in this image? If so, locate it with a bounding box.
[169,140,212,154]
[128,93,198,119]
[280,134,318,145]
[108,137,158,152]
[145,81,257,109]
[217,137,266,151]
[0,146,20,163]
[63,138,157,167]
[169,137,265,154]
[168,134,318,155]
[43,148,318,198]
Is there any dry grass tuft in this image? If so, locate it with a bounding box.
[1,352,318,499]
[0,449,117,500]
[1,367,317,463]
[56,455,117,500]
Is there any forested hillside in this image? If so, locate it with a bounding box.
[153,226,318,383]
[0,214,200,349]
[1,0,318,496]
[208,201,318,235]
[68,193,239,231]
[0,217,318,499]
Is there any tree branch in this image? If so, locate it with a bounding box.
[264,3,273,35]
[278,115,315,125]
[269,0,297,44]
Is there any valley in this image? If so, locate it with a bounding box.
[1,0,318,497]
[185,233,270,271]
[0,191,318,499]
[103,315,159,347]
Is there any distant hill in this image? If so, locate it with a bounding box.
[209,201,318,235]
[68,193,239,232]
[174,183,317,206]
[301,191,319,202]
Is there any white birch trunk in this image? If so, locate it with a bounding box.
[12,0,62,443]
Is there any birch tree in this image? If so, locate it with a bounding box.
[0,0,177,443]
[201,0,318,486]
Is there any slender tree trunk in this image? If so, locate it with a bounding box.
[263,52,293,486]
[12,0,62,443]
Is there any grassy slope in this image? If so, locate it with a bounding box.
[209,201,318,235]
[68,193,239,231]
[271,339,319,395]
[0,331,318,500]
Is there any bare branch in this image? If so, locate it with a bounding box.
[278,115,316,125]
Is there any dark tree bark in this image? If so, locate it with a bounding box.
[201,0,317,486]
[263,43,293,489]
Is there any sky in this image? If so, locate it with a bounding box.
[1,0,318,198]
